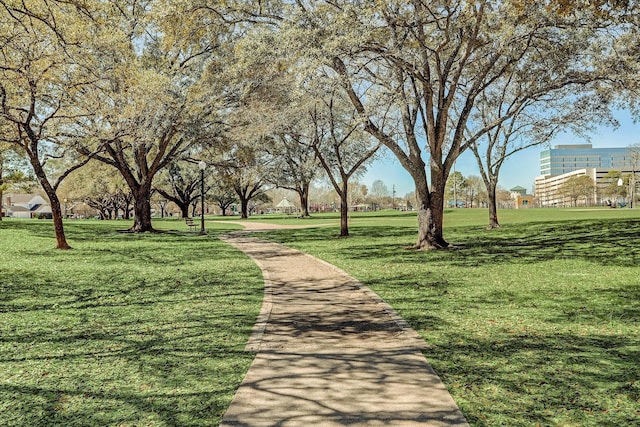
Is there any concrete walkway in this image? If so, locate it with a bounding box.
[219,224,469,427]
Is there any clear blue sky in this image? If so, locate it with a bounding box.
[363,109,639,197]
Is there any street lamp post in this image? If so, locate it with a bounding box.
[198,161,207,235]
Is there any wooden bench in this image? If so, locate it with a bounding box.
[185,217,198,232]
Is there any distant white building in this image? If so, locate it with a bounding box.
[2,193,52,218]
[535,168,637,207]
[535,144,639,207]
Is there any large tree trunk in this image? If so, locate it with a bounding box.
[50,195,71,250]
[415,185,448,250]
[43,187,71,248]
[130,184,154,232]
[413,169,449,249]
[239,196,249,219]
[339,182,349,237]
[298,183,311,217]
[178,203,189,218]
[30,157,71,249]
[487,180,500,229]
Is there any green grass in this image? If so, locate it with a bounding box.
[2,209,639,426]
[214,205,640,229]
[0,219,262,427]
[258,208,640,426]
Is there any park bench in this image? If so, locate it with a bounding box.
[185,217,198,232]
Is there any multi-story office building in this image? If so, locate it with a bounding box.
[535,144,638,207]
[539,144,633,176]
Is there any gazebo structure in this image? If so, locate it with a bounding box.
[275,198,297,214]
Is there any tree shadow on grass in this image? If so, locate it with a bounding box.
[1,220,264,426]
[443,219,640,268]
[0,219,230,247]
[2,222,243,270]
[300,219,640,268]
[1,343,253,426]
[257,218,639,425]
[0,271,261,426]
[429,329,640,426]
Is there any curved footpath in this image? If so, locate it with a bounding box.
[218,222,469,427]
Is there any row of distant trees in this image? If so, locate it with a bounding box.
[444,165,640,209]
[2,1,640,250]
[555,169,639,208]
[14,164,635,219]
[444,172,502,209]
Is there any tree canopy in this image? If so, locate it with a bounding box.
[267,0,627,248]
[2,0,638,249]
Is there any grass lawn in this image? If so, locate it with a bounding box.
[2,209,638,426]
[259,208,640,426]
[0,219,261,427]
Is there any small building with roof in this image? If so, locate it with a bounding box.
[510,186,535,209]
[2,193,52,218]
[275,198,297,214]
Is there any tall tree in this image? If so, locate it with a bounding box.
[463,175,486,208]
[279,0,624,248]
[210,180,237,216]
[0,1,98,248]
[59,160,126,218]
[219,24,319,217]
[602,170,626,203]
[77,0,227,232]
[468,75,614,227]
[310,96,380,237]
[214,142,271,219]
[369,179,390,210]
[445,171,466,208]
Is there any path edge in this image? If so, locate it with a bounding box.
[220,230,428,352]
[302,252,430,351]
[219,232,272,352]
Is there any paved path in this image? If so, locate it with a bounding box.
[219,223,469,427]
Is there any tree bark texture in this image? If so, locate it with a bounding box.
[415,183,448,250]
[339,188,349,237]
[487,181,501,229]
[299,183,311,217]
[50,197,71,250]
[26,147,71,249]
[129,184,155,232]
[178,203,190,218]
[239,196,249,219]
